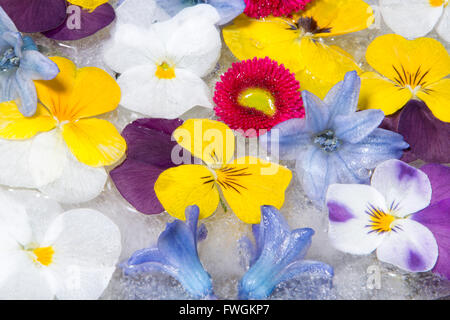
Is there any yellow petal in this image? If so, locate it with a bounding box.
[154,165,220,220]
[67,0,108,11]
[359,72,412,115]
[62,118,126,167]
[216,156,292,224]
[35,57,121,122]
[296,0,374,37]
[173,119,236,167]
[365,34,450,86]
[416,79,450,122]
[0,102,56,140]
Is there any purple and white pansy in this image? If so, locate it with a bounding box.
[326,159,448,274]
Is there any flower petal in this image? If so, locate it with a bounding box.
[327,183,388,254]
[376,218,438,272]
[218,157,292,224]
[325,70,360,117]
[436,5,450,42]
[0,189,31,246]
[419,164,450,205]
[154,165,220,220]
[333,109,385,144]
[14,68,38,117]
[302,90,330,133]
[379,0,443,39]
[115,0,169,29]
[416,78,450,123]
[370,159,432,217]
[19,50,59,81]
[0,138,36,188]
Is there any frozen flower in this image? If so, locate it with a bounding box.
[121,205,215,299]
[260,71,408,204]
[0,0,116,41]
[326,159,445,274]
[379,0,449,42]
[103,4,222,118]
[0,7,59,116]
[359,34,450,163]
[156,0,245,25]
[0,189,121,300]
[223,0,373,98]
[244,0,312,18]
[238,205,333,300]
[213,57,304,137]
[0,57,126,203]
[155,119,292,224]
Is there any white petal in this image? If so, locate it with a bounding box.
[376,219,438,272]
[118,66,212,117]
[436,5,450,42]
[0,138,36,188]
[0,189,31,247]
[43,209,121,300]
[370,159,431,217]
[380,0,443,39]
[116,0,169,29]
[326,184,387,255]
[38,149,107,204]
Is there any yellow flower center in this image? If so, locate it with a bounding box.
[155,62,176,80]
[238,87,276,117]
[33,246,55,267]
[392,65,432,95]
[366,206,396,233]
[429,0,445,7]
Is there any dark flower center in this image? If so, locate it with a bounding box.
[289,17,332,34]
[313,129,340,152]
[0,48,20,71]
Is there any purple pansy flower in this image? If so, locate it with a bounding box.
[326,159,449,275]
[238,206,333,300]
[0,0,115,41]
[120,205,215,299]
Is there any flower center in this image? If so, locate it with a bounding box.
[429,0,446,7]
[392,65,431,93]
[238,87,276,117]
[0,48,20,71]
[155,62,176,80]
[289,17,332,36]
[32,246,55,266]
[313,129,340,152]
[366,205,396,234]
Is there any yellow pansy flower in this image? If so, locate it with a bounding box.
[0,57,126,203]
[223,0,373,98]
[359,34,450,122]
[154,119,292,224]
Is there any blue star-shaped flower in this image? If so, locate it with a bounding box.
[0,7,59,117]
[120,205,215,299]
[260,71,409,204]
[238,205,333,300]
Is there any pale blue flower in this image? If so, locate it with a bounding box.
[260,71,409,204]
[155,0,246,25]
[238,205,333,300]
[120,205,215,299]
[0,7,59,117]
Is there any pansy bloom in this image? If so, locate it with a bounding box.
[0,189,121,300]
[213,57,305,137]
[154,119,292,224]
[359,34,450,163]
[0,0,116,41]
[155,0,246,25]
[0,7,59,117]
[0,57,126,203]
[103,4,221,118]
[379,0,449,42]
[244,0,312,19]
[326,159,449,274]
[238,206,333,300]
[260,71,408,204]
[121,205,215,299]
[223,0,373,98]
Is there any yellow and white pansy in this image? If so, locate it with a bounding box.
[0,57,126,203]
[380,0,450,42]
[103,2,222,117]
[0,189,121,300]
[222,0,373,99]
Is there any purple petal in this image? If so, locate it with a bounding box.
[420,164,450,205]
[397,100,450,163]
[42,4,115,41]
[0,0,67,33]
[412,199,450,279]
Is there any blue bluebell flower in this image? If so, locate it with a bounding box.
[238,205,333,300]
[155,0,246,25]
[0,7,59,117]
[120,205,215,299]
[260,71,409,204]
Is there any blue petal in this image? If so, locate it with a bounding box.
[0,71,15,102]
[326,71,360,121]
[19,50,59,81]
[0,7,18,33]
[21,36,38,51]
[121,247,166,276]
[2,31,23,58]
[14,69,37,117]
[302,91,330,133]
[277,260,334,285]
[333,109,385,144]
